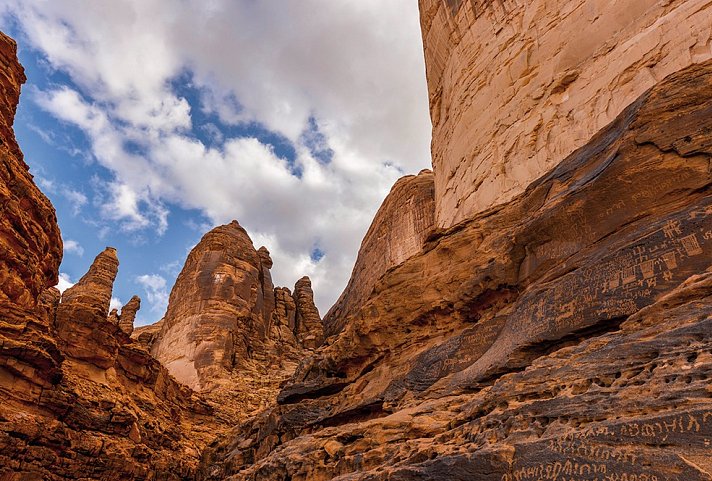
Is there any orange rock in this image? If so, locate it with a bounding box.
[421,0,712,227]
[152,221,323,393]
[324,169,435,335]
[118,295,140,335]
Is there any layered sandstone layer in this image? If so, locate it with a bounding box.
[324,169,435,335]
[200,59,712,480]
[421,0,712,227]
[150,221,323,423]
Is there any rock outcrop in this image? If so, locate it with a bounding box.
[199,58,712,480]
[0,30,64,400]
[152,221,323,396]
[324,169,435,335]
[421,0,712,227]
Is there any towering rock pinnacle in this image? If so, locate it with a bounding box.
[152,220,322,393]
[118,295,141,335]
[54,248,119,368]
[293,276,323,348]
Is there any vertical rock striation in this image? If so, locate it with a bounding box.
[420,0,712,227]
[118,295,140,335]
[200,48,712,481]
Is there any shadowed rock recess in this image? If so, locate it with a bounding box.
[0,0,711,478]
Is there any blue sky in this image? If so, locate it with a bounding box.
[0,1,431,326]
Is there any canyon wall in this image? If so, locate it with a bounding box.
[421,0,712,227]
[0,33,219,480]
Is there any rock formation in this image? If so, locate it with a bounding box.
[151,221,323,395]
[118,295,141,335]
[421,0,712,227]
[324,169,435,335]
[199,44,712,481]
[0,32,223,479]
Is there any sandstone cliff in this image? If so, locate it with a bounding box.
[3,0,712,478]
[421,0,712,227]
[323,169,435,335]
[199,56,712,481]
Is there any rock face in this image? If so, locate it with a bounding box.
[199,58,712,480]
[152,221,323,395]
[324,169,435,335]
[421,0,712,227]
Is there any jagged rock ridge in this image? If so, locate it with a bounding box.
[151,220,323,394]
[0,34,221,479]
[323,169,435,336]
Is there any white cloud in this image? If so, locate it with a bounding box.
[55,272,74,293]
[110,297,123,312]
[136,274,169,314]
[63,238,84,257]
[1,0,432,313]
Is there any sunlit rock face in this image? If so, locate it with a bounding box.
[152,221,323,392]
[323,169,436,336]
[420,0,712,228]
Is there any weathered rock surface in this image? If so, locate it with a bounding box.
[324,169,435,335]
[293,277,323,349]
[0,33,222,480]
[199,58,712,480]
[152,221,322,396]
[118,295,141,335]
[421,0,712,227]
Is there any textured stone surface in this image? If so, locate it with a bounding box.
[152,221,271,391]
[118,295,141,336]
[324,169,435,335]
[293,277,323,349]
[152,221,321,394]
[421,0,712,227]
[199,59,712,481]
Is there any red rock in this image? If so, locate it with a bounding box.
[152,221,322,412]
[199,58,712,481]
[293,277,322,349]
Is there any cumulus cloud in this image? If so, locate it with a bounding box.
[1,0,432,312]
[136,274,170,314]
[63,238,84,257]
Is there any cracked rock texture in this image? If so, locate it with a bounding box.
[421,0,712,228]
[199,58,712,480]
[4,0,712,478]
